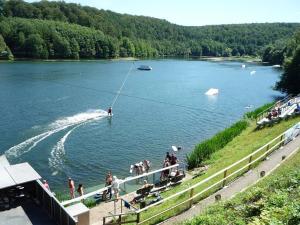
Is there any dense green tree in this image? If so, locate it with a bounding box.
[0,34,13,59]
[69,38,79,59]
[0,0,300,59]
[0,0,4,17]
[52,33,71,58]
[24,33,48,58]
[120,37,135,57]
[275,47,300,95]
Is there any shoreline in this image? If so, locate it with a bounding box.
[0,57,140,62]
[0,56,261,63]
[199,56,262,63]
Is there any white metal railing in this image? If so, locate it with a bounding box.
[62,164,180,206]
[136,133,284,213]
[137,138,285,224]
[99,122,299,225]
[256,94,292,123]
[134,124,300,224]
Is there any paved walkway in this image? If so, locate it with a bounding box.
[160,135,300,225]
[89,171,193,225]
[90,173,193,225]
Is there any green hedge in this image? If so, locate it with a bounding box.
[187,120,248,169]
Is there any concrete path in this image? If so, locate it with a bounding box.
[90,174,193,225]
[160,135,300,225]
[89,171,193,225]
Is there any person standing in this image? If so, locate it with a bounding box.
[143,160,150,173]
[170,153,178,166]
[105,171,113,200]
[165,152,171,161]
[43,180,51,192]
[77,184,84,197]
[68,178,75,199]
[111,176,121,200]
[107,107,112,116]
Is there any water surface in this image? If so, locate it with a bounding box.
[0,59,281,192]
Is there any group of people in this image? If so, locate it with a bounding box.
[103,171,123,201]
[43,152,179,202]
[161,152,178,180]
[43,177,84,200]
[68,178,84,199]
[63,172,121,202]
[266,107,282,120]
[130,159,151,176]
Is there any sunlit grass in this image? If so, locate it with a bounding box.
[129,116,300,225]
[184,148,300,225]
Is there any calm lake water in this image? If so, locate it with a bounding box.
[0,59,281,192]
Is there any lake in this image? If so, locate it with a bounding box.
[0,59,281,192]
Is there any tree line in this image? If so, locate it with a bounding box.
[274,32,300,95]
[0,0,300,60]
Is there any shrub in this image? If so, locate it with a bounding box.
[245,103,274,119]
[187,120,248,169]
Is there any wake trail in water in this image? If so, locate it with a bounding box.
[49,123,83,175]
[5,109,108,159]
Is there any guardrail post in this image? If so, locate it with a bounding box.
[103,217,106,225]
[248,155,253,170]
[137,212,140,224]
[189,188,194,208]
[280,135,284,146]
[121,199,123,213]
[222,170,228,187]
[262,144,270,161]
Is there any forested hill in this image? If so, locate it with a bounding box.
[0,0,300,60]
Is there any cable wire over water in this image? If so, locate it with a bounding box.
[2,71,239,119]
[111,62,135,108]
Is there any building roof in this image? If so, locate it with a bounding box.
[0,155,10,168]
[65,202,89,217]
[0,162,41,189]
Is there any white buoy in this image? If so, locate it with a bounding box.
[172,146,182,152]
[250,70,256,75]
[205,88,219,96]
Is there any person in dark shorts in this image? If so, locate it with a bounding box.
[108,107,112,116]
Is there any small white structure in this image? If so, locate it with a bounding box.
[65,203,90,225]
[205,88,219,96]
[242,64,246,68]
[172,146,182,152]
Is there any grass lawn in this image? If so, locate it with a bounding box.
[184,147,300,225]
[127,116,300,225]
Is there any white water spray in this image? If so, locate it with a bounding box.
[5,109,108,158]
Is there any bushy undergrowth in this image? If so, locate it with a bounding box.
[245,102,274,119]
[187,120,248,169]
[184,150,300,225]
